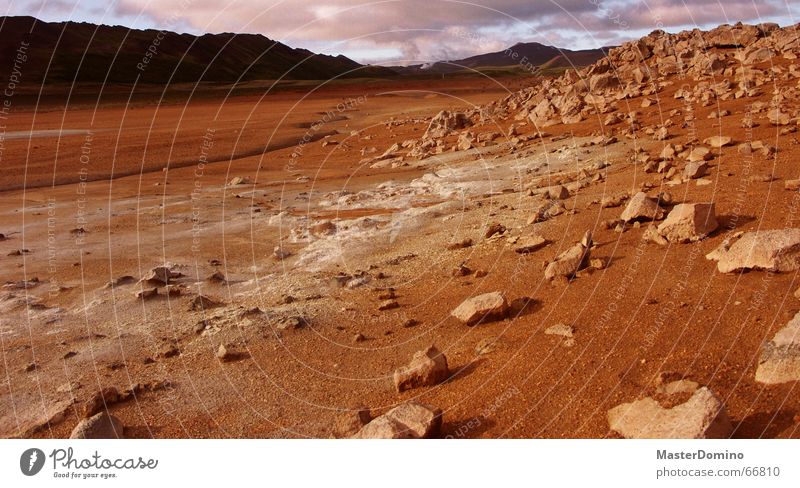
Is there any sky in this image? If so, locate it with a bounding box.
[2,0,798,65]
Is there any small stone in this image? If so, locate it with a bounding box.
[334,407,372,438]
[620,192,665,222]
[135,287,158,300]
[393,345,449,392]
[216,344,234,362]
[378,300,400,311]
[273,246,291,260]
[703,136,732,148]
[544,323,574,337]
[514,235,549,254]
[70,412,124,439]
[545,232,591,280]
[484,222,506,239]
[353,402,442,439]
[451,292,509,325]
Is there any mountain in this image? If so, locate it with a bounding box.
[395,42,610,75]
[0,16,396,85]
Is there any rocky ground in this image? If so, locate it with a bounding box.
[3,22,800,438]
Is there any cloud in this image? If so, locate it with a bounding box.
[13,0,800,64]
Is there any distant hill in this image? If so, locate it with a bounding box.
[394,42,610,75]
[0,16,396,85]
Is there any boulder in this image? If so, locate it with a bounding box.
[547,185,570,200]
[393,345,449,392]
[514,235,549,254]
[143,266,180,285]
[683,161,708,179]
[451,292,509,325]
[353,402,442,439]
[620,192,664,222]
[703,136,732,148]
[687,146,712,162]
[607,386,732,439]
[756,310,800,384]
[544,232,591,280]
[706,229,800,273]
[657,203,718,243]
[70,412,124,439]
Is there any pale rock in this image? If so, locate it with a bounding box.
[706,229,800,273]
[451,292,509,325]
[620,192,665,222]
[608,386,732,439]
[353,402,442,439]
[393,346,449,392]
[657,203,718,243]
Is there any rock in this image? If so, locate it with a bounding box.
[653,126,669,141]
[706,229,800,273]
[393,345,449,392]
[216,344,234,362]
[484,222,506,239]
[70,412,123,439]
[620,192,665,222]
[334,407,371,438]
[424,110,470,138]
[378,300,400,311]
[785,179,800,191]
[607,386,732,439]
[276,315,308,330]
[756,310,800,384]
[544,232,591,280]
[353,402,442,439]
[703,136,732,148]
[105,275,136,288]
[143,266,180,285]
[547,185,570,200]
[544,323,574,337]
[207,271,226,283]
[228,176,249,186]
[683,161,708,179]
[135,287,158,300]
[273,246,291,260]
[600,193,627,208]
[768,109,791,126]
[687,146,712,162]
[452,264,472,277]
[514,235,549,254]
[446,238,473,250]
[451,292,509,325]
[81,387,121,418]
[188,294,221,311]
[657,203,718,243]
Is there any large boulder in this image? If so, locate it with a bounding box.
[393,346,449,392]
[607,386,732,439]
[756,311,800,384]
[69,412,124,439]
[544,232,592,280]
[353,402,442,439]
[621,192,664,222]
[656,203,718,243]
[706,229,800,273]
[451,292,509,325]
